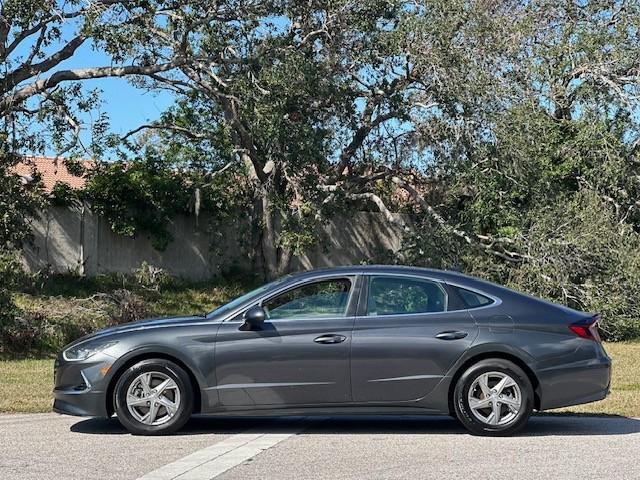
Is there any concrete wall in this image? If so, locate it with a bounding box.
[23,205,409,280]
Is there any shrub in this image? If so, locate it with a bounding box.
[133,262,174,292]
[109,289,156,324]
[402,192,640,341]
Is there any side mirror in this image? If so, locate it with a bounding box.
[241,305,266,330]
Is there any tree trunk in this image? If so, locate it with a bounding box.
[251,187,292,281]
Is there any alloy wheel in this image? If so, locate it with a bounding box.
[126,371,181,426]
[467,371,522,426]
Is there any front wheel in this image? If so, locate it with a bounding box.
[114,359,193,435]
[453,359,533,436]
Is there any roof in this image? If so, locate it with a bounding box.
[13,156,93,192]
[286,264,525,297]
[289,265,468,281]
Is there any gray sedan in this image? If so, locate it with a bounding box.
[53,266,611,436]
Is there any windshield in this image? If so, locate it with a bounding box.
[207,276,290,317]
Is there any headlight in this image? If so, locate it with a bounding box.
[63,340,118,361]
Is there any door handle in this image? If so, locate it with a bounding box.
[314,334,347,344]
[435,331,468,340]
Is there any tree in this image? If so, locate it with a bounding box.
[396,0,640,339]
[121,0,510,279]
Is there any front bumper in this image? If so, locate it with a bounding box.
[53,391,109,417]
[52,353,115,417]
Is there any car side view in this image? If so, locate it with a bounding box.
[53,266,611,436]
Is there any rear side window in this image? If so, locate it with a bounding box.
[367,276,446,316]
[454,286,494,309]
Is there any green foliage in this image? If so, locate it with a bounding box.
[84,158,192,250]
[397,1,640,340]
[49,182,79,207]
[0,253,30,354]
[0,155,45,250]
[504,194,640,341]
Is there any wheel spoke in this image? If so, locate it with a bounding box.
[155,378,176,396]
[144,402,159,425]
[489,401,501,425]
[127,395,149,408]
[478,374,491,396]
[157,396,178,417]
[500,396,520,408]
[139,373,153,396]
[494,375,516,395]
[469,397,492,410]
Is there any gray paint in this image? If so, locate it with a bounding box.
[53,265,611,419]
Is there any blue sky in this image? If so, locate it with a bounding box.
[16,37,177,157]
[67,42,176,141]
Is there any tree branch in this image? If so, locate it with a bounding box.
[120,123,209,141]
[0,59,186,113]
[391,176,528,263]
[1,35,87,92]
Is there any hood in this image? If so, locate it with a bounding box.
[68,314,206,346]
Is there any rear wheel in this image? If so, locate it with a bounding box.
[114,359,193,435]
[453,359,533,436]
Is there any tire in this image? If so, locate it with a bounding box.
[453,358,533,436]
[114,359,193,435]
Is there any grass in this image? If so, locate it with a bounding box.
[0,359,53,413]
[1,342,638,416]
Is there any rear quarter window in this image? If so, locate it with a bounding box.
[453,286,494,309]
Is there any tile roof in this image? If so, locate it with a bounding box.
[13,156,93,192]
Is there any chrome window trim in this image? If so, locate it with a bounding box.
[223,274,357,324]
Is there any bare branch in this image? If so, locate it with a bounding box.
[0,59,187,113]
[346,192,408,230]
[2,35,87,92]
[120,123,209,142]
[391,176,528,263]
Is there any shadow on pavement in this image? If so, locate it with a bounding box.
[70,413,640,437]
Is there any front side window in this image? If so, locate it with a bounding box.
[367,276,446,316]
[263,279,352,320]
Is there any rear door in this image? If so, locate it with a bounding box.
[351,274,478,403]
[214,275,358,407]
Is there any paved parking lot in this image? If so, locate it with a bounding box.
[1,414,639,480]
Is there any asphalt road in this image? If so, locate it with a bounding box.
[1,413,639,480]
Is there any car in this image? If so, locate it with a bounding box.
[53,265,611,436]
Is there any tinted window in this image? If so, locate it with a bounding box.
[264,279,351,320]
[367,276,446,316]
[211,276,290,316]
[454,287,494,309]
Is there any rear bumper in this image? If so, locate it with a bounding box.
[537,352,611,411]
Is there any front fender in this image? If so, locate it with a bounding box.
[104,344,213,414]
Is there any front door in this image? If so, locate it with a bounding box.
[351,274,478,403]
[214,276,357,407]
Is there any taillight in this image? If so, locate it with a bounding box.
[569,315,601,342]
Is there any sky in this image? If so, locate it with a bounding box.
[64,42,177,148]
[14,36,177,158]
